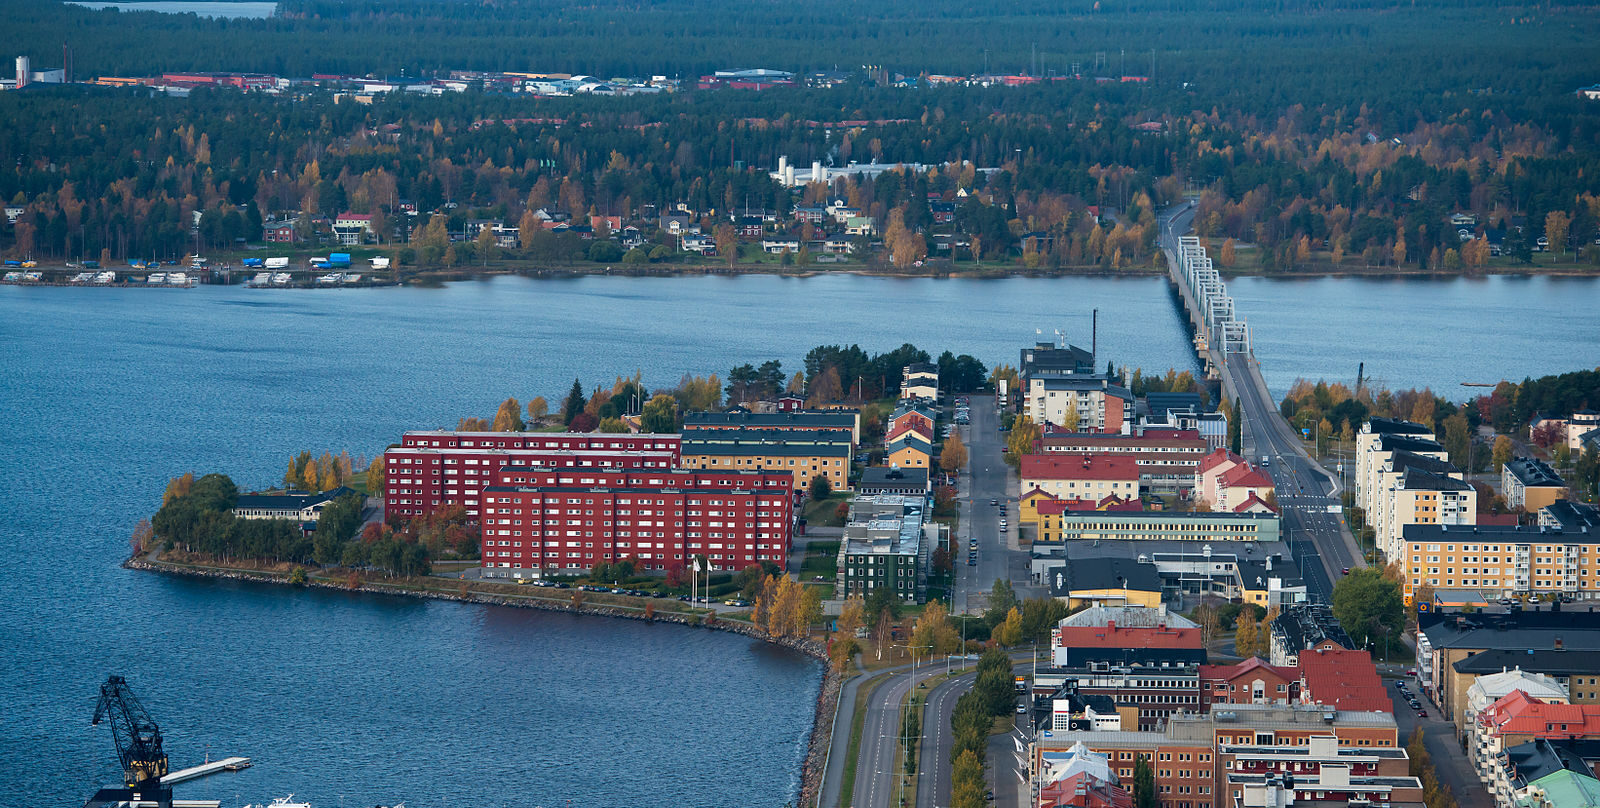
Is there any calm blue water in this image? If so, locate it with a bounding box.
[66,1,277,19]
[1,272,1594,806]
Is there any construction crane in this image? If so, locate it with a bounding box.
[91,675,172,807]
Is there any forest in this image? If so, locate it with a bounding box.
[2,0,1599,271]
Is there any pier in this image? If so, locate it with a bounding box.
[162,757,251,786]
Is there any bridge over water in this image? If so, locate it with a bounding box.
[1158,203,1364,605]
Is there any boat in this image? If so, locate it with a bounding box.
[250,272,273,286]
[95,271,116,283]
[70,272,94,283]
[316,272,342,284]
[166,272,189,285]
[370,256,391,269]
[3,272,20,282]
[341,273,362,283]
[147,272,166,284]
[270,272,291,285]
[22,271,42,281]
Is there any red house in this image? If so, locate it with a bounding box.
[264,221,299,243]
[1200,658,1299,708]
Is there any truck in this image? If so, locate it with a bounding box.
[328,252,352,268]
[242,258,265,268]
[265,257,289,269]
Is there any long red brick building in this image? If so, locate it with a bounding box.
[383,430,681,518]
[479,466,793,576]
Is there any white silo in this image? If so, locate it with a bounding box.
[16,55,30,88]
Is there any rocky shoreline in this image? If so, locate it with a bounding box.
[125,555,842,806]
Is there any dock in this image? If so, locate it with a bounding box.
[161,757,251,785]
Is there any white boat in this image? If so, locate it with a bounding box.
[95,271,116,283]
[22,271,42,281]
[341,273,362,283]
[147,272,166,283]
[316,272,342,284]
[245,796,313,808]
[270,272,291,285]
[70,272,93,283]
[166,272,189,285]
[3,271,20,282]
[250,272,273,286]
[370,256,391,269]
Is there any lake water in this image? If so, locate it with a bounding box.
[66,1,276,19]
[1,272,1594,805]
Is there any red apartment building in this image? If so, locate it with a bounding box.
[479,466,793,575]
[383,430,681,518]
[1038,428,1209,492]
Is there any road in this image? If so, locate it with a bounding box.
[1386,675,1493,808]
[1158,202,1363,602]
[952,394,1041,619]
[853,667,917,808]
[916,670,977,808]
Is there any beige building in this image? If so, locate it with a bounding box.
[1401,523,1600,605]
[1503,457,1567,512]
[680,427,852,491]
[1376,467,1477,560]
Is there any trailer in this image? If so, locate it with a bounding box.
[242,258,265,268]
[370,256,391,270]
[328,252,352,267]
[265,257,290,269]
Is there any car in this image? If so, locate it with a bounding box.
[968,558,978,566]
[1342,567,1351,575]
[991,498,999,506]
[1408,700,1421,709]
[1394,681,1407,688]
[1417,709,1428,718]
[1016,702,1029,713]
[1406,668,1418,677]
[724,598,750,607]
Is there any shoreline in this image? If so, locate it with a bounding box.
[125,555,843,807]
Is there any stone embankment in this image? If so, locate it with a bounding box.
[126,555,840,805]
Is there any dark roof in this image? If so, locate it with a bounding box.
[1419,609,1600,651]
[905,361,938,375]
[1367,417,1434,436]
[1454,648,1600,676]
[1238,556,1306,589]
[1270,604,1354,653]
[1021,342,1095,377]
[1503,738,1600,788]
[1402,523,1592,542]
[1402,467,1473,492]
[684,409,857,429]
[1390,450,1459,476]
[1379,434,1445,453]
[1058,645,1207,668]
[1544,500,1600,532]
[858,466,930,491]
[234,486,354,511]
[1146,392,1206,418]
[1506,457,1566,488]
[681,429,853,457]
[1046,558,1163,598]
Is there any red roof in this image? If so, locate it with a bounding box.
[1219,464,1274,489]
[1021,453,1140,482]
[1234,492,1278,514]
[1198,448,1244,474]
[1041,772,1134,808]
[1481,691,1600,737]
[1478,513,1520,526]
[1298,647,1391,713]
[886,420,933,443]
[1056,625,1202,650]
[1201,657,1297,684]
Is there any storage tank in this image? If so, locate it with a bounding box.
[16,56,29,89]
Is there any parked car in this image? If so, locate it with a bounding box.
[1417,709,1428,718]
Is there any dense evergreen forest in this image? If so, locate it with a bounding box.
[2,0,1599,269]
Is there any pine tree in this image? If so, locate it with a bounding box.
[562,378,587,425]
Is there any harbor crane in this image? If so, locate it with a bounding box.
[90,675,172,808]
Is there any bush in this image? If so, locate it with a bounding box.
[587,240,624,262]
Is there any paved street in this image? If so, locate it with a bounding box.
[916,669,977,808]
[952,394,1041,618]
[1385,674,1493,808]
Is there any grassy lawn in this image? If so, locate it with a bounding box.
[804,493,852,528]
[802,541,840,582]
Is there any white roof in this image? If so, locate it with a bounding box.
[1060,604,1198,629]
[1467,668,1569,708]
[1040,741,1114,787]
